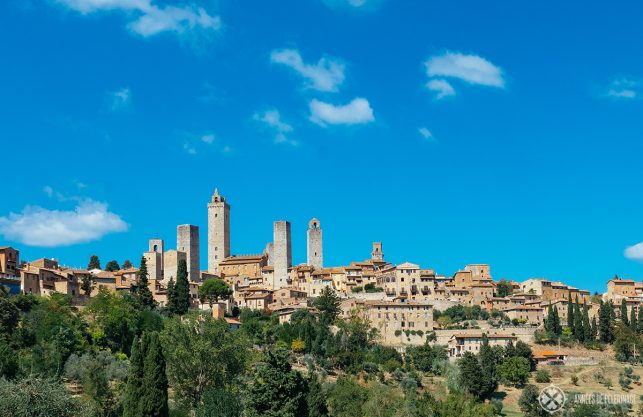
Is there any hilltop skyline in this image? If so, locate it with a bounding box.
[1,1,643,293]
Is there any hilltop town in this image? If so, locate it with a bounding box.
[2,188,640,353]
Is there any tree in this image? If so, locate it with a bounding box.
[166,277,178,314]
[196,387,242,417]
[598,300,615,343]
[620,298,629,327]
[458,351,487,399]
[0,336,18,379]
[552,305,562,336]
[307,373,329,417]
[0,297,19,334]
[327,377,368,417]
[82,356,116,416]
[170,259,190,315]
[245,347,309,417]
[630,305,637,332]
[141,332,169,417]
[136,256,156,309]
[518,384,549,417]
[639,306,643,334]
[314,286,341,325]
[496,279,513,297]
[105,260,120,272]
[0,377,83,417]
[514,340,536,371]
[573,296,584,342]
[591,317,598,340]
[122,260,133,269]
[497,356,530,387]
[81,274,93,297]
[198,279,232,308]
[567,293,574,333]
[88,255,101,270]
[161,316,249,408]
[479,334,499,398]
[123,334,145,417]
[582,304,592,342]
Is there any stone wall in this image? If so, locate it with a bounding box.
[177,224,200,282]
[307,219,323,269]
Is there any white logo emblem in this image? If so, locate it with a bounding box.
[539,384,566,413]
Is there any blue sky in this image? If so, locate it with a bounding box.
[1,0,642,292]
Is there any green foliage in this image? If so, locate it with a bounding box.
[81,274,93,297]
[534,369,551,383]
[497,356,530,387]
[0,336,18,379]
[457,351,489,399]
[168,259,190,315]
[64,351,128,383]
[434,304,489,323]
[162,316,249,408]
[327,377,368,417]
[0,297,19,334]
[88,255,101,270]
[495,279,513,297]
[364,283,383,293]
[613,322,643,362]
[196,387,242,417]
[124,332,168,417]
[245,347,309,417]
[198,279,231,308]
[620,298,629,327]
[406,343,448,373]
[105,260,120,272]
[519,384,549,417]
[598,300,615,343]
[314,286,341,325]
[136,256,157,309]
[122,260,133,269]
[361,382,404,417]
[0,376,84,417]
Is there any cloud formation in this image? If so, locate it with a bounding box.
[56,0,221,38]
[270,48,345,92]
[0,199,128,247]
[309,98,374,126]
[253,109,296,145]
[108,87,131,111]
[625,242,643,261]
[606,78,639,99]
[424,51,505,99]
[418,127,433,140]
[322,0,385,11]
[426,79,455,99]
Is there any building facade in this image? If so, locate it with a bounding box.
[207,188,230,273]
[177,224,200,282]
[307,218,323,269]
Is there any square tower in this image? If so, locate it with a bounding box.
[177,224,200,282]
[273,220,292,289]
[372,242,384,261]
[307,218,323,269]
[207,188,230,272]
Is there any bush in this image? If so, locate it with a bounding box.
[351,287,363,293]
[571,375,579,385]
[535,369,551,383]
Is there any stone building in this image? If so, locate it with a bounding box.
[371,242,384,261]
[273,220,292,289]
[356,299,434,346]
[307,218,323,269]
[177,224,200,282]
[207,188,230,273]
[218,254,267,281]
[0,246,20,278]
[163,249,186,284]
[143,239,164,281]
[448,333,517,358]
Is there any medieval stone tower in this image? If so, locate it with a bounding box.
[177,224,200,281]
[207,188,230,273]
[273,220,292,289]
[307,218,323,269]
[371,242,384,261]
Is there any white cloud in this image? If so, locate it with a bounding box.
[425,51,506,89]
[322,0,384,11]
[625,242,643,261]
[418,127,433,140]
[426,79,455,99]
[270,48,345,92]
[43,186,54,198]
[108,87,131,111]
[309,97,374,126]
[56,0,221,38]
[606,78,639,99]
[201,133,215,144]
[0,199,128,247]
[253,109,296,145]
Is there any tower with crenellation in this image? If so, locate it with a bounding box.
[207,188,230,273]
[307,218,323,269]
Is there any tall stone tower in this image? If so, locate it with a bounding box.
[371,242,384,261]
[207,188,230,273]
[273,220,292,289]
[307,218,323,269]
[177,224,200,282]
[144,239,164,281]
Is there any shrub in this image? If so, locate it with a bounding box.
[535,369,551,383]
[351,287,363,293]
[571,375,579,385]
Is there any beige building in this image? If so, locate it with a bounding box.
[219,254,267,281]
[163,250,187,284]
[448,333,517,357]
[0,246,19,278]
[607,279,638,300]
[502,305,544,325]
[357,299,433,345]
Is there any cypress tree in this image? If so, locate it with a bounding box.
[479,334,499,398]
[573,297,584,342]
[638,307,643,334]
[137,256,156,309]
[545,305,555,335]
[141,332,169,417]
[552,305,562,336]
[630,306,637,332]
[567,293,574,333]
[620,299,629,326]
[598,300,614,343]
[591,316,598,340]
[307,373,329,417]
[582,305,591,342]
[123,335,146,417]
[166,277,178,314]
[175,259,190,315]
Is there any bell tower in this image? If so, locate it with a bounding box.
[207,188,230,272]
